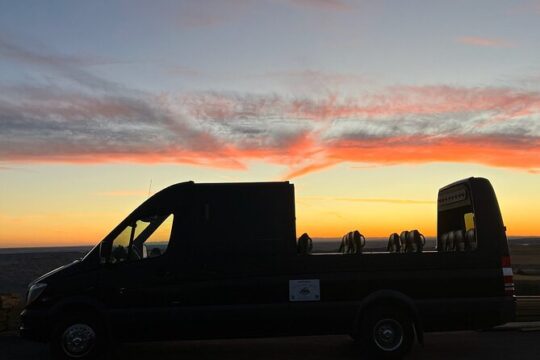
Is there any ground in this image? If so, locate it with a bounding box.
[1,328,540,360]
[1,241,540,358]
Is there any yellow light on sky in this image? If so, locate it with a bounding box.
[0,161,538,247]
[1,1,539,248]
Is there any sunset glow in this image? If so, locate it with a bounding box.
[1,1,539,247]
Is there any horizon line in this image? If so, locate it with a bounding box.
[1,235,540,250]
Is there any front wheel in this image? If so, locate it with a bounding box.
[50,313,107,360]
[359,307,414,359]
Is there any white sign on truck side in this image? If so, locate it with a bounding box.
[289,279,320,301]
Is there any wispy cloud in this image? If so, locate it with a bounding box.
[2,85,540,177]
[175,0,253,28]
[173,0,351,28]
[96,190,149,197]
[0,87,245,169]
[456,36,513,48]
[262,69,370,93]
[1,38,539,178]
[0,165,34,172]
[166,65,205,78]
[509,1,540,16]
[338,198,434,205]
[0,166,20,171]
[0,35,128,92]
[301,196,435,205]
[285,0,351,11]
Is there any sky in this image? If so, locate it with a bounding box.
[0,0,539,247]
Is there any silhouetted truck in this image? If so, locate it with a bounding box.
[20,177,515,359]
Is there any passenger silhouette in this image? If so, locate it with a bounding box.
[149,247,162,258]
[111,245,127,262]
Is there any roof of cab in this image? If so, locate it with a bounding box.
[152,180,291,198]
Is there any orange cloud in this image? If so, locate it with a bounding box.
[282,135,540,179]
[2,84,540,178]
[329,136,539,168]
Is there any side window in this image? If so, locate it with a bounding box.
[464,212,475,231]
[143,215,174,258]
[437,186,477,253]
[109,214,174,263]
[463,212,477,251]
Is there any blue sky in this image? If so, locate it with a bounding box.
[2,0,539,93]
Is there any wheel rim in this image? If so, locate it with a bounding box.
[61,323,96,358]
[373,318,403,352]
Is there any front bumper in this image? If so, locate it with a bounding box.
[19,308,50,342]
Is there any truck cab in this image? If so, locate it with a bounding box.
[20,178,515,359]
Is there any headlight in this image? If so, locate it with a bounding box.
[27,283,47,305]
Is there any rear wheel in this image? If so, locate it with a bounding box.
[50,313,107,360]
[359,307,414,359]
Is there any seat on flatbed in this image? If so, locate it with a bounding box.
[339,230,365,254]
[297,233,313,255]
[454,229,466,252]
[398,230,425,253]
[387,233,401,253]
[447,231,457,252]
[439,229,476,252]
[465,228,476,251]
[438,232,449,252]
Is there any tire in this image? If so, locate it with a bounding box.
[359,307,414,359]
[50,313,107,360]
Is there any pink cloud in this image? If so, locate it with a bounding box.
[2,84,540,178]
[456,36,513,48]
[286,0,351,11]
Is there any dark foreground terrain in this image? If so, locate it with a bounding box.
[1,328,540,360]
[1,239,540,359]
